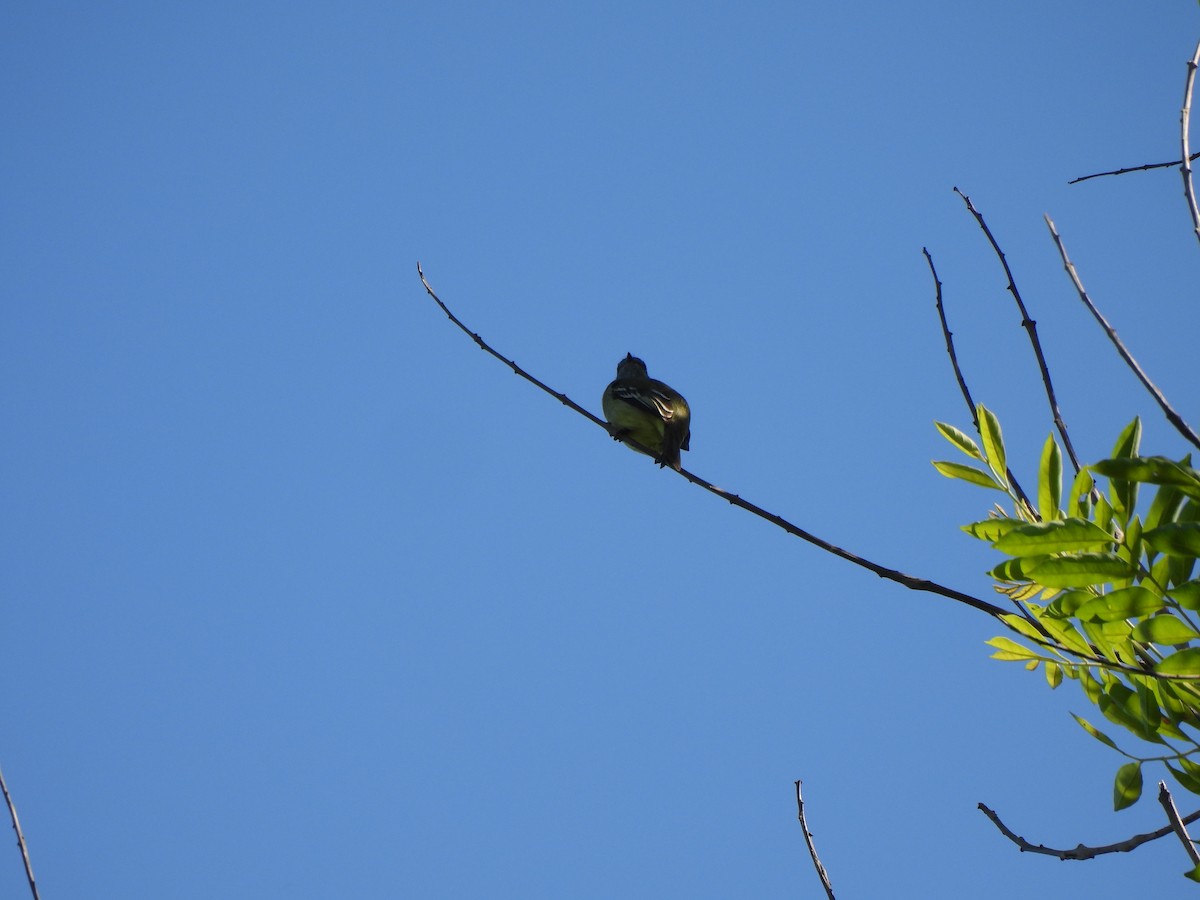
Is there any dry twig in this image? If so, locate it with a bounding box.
[1069,152,1200,185]
[0,765,40,900]
[1043,215,1200,451]
[979,800,1200,861]
[795,781,836,900]
[1158,781,1200,868]
[1182,39,1200,248]
[952,189,1086,477]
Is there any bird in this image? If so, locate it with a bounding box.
[602,353,691,470]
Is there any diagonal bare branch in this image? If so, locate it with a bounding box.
[1043,215,1200,451]
[415,262,1011,620]
[795,781,836,900]
[979,800,1200,861]
[952,189,1087,477]
[1181,39,1200,249]
[0,765,40,900]
[1159,781,1200,868]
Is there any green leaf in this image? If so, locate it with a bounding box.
[977,405,1008,486]
[993,518,1114,557]
[1145,483,1186,532]
[962,519,1025,542]
[1143,523,1200,557]
[989,557,1039,583]
[1134,614,1200,644]
[1045,661,1063,688]
[1107,419,1142,528]
[1072,713,1119,750]
[935,421,983,460]
[1074,587,1164,622]
[1026,553,1136,588]
[1038,434,1063,521]
[1113,761,1143,810]
[1155,648,1200,677]
[1091,457,1200,500]
[1067,468,1096,519]
[1169,581,1200,611]
[1185,863,1200,883]
[933,460,1004,490]
[986,636,1040,661]
[1166,763,1200,797]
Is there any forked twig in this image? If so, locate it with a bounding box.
[953,188,1086,476]
[1182,39,1200,248]
[1159,781,1200,868]
[416,263,1010,620]
[922,247,1036,518]
[0,766,40,900]
[979,800,1200,861]
[1069,152,1200,185]
[795,781,836,900]
[1044,216,1200,451]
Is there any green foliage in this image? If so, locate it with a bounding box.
[936,406,1200,811]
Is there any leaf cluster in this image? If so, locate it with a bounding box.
[936,407,1200,810]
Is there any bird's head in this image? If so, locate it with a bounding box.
[616,353,648,379]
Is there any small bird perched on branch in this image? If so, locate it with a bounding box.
[602,353,691,470]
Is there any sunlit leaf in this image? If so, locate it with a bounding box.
[1075,587,1164,622]
[1045,661,1063,688]
[1026,553,1136,588]
[986,636,1040,661]
[1156,649,1200,677]
[1091,457,1200,500]
[1133,615,1200,644]
[994,519,1114,557]
[933,460,1003,490]
[978,405,1008,486]
[935,421,983,460]
[1038,434,1063,521]
[1170,581,1200,611]
[962,519,1024,542]
[1072,713,1119,750]
[1067,468,1095,519]
[1143,524,1200,557]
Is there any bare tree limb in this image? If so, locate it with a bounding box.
[0,765,40,900]
[1182,39,1200,249]
[795,781,836,900]
[1043,215,1200,451]
[952,189,1087,478]
[1158,781,1200,867]
[416,262,1011,620]
[922,247,1037,518]
[1068,152,1200,185]
[978,800,1200,861]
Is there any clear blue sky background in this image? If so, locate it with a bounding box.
[3,3,1198,897]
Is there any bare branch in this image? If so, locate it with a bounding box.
[0,765,40,900]
[923,247,1037,518]
[1182,40,1200,248]
[1068,152,1200,185]
[1158,781,1200,867]
[415,263,1011,620]
[795,781,836,900]
[952,189,1086,477]
[1043,216,1200,451]
[979,800,1200,861]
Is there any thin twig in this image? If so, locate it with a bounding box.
[922,248,1037,518]
[795,781,836,900]
[953,189,1086,477]
[1068,152,1200,185]
[416,262,1011,620]
[1043,215,1200,451]
[1182,40,1200,248]
[1158,781,1200,867]
[0,765,40,900]
[979,800,1200,861]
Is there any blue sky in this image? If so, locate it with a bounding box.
[3,3,1198,897]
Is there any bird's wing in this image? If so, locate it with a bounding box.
[611,384,679,422]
